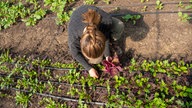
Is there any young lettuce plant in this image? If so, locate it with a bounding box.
[0,1,28,30]
[122,14,141,25]
[127,58,139,72]
[15,91,32,108]
[103,0,110,4]
[156,0,164,10]
[22,8,46,26]
[0,77,14,89]
[39,98,67,108]
[178,1,184,8]
[84,0,95,4]
[160,80,169,95]
[178,12,192,22]
[44,0,73,25]
[185,0,192,10]
[114,75,128,92]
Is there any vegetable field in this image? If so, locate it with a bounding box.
[0,0,192,108]
[0,51,192,107]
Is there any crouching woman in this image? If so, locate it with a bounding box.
[68,5,124,78]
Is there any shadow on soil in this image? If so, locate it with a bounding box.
[109,9,149,66]
[189,14,192,24]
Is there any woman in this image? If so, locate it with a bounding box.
[68,5,124,78]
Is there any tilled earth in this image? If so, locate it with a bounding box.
[0,0,192,107]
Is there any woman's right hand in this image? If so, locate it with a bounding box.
[88,68,99,78]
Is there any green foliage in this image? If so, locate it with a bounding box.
[141,6,148,12]
[56,11,72,25]
[155,0,163,10]
[0,77,14,89]
[0,50,13,63]
[122,14,141,25]
[140,0,149,3]
[39,98,67,108]
[0,1,29,30]
[0,51,192,107]
[15,92,32,108]
[178,1,184,8]
[178,12,192,22]
[185,0,192,10]
[22,8,46,26]
[44,0,73,25]
[0,0,74,30]
[102,0,110,4]
[147,97,167,108]
[84,0,95,5]
[114,75,128,91]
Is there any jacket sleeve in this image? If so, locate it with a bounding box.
[104,40,110,57]
[69,38,93,71]
[97,8,112,25]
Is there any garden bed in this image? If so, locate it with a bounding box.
[0,51,192,107]
[0,0,192,107]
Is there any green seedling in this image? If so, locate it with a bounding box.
[0,77,14,89]
[1,51,192,107]
[146,97,167,108]
[22,8,46,26]
[106,79,111,95]
[185,5,192,10]
[127,58,138,72]
[160,80,169,95]
[47,81,55,94]
[0,1,28,30]
[26,0,39,10]
[135,99,143,108]
[106,95,120,107]
[185,0,192,10]
[140,0,149,3]
[67,87,78,96]
[122,14,141,25]
[144,84,151,94]
[155,0,163,10]
[44,0,67,12]
[0,65,10,73]
[56,11,71,25]
[42,70,52,79]
[0,92,8,98]
[39,98,67,108]
[15,91,32,108]
[78,91,91,107]
[51,61,77,69]
[178,1,184,8]
[0,50,13,63]
[114,75,128,92]
[176,100,192,107]
[84,0,95,4]
[103,0,110,4]
[0,0,75,30]
[141,6,148,12]
[66,69,80,84]
[178,12,192,22]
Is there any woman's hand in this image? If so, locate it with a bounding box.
[88,68,99,78]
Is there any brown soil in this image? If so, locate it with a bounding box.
[0,0,192,107]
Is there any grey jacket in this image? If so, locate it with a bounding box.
[68,5,112,71]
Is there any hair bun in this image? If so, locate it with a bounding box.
[82,9,101,25]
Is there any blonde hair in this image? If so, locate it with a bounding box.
[80,9,106,59]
